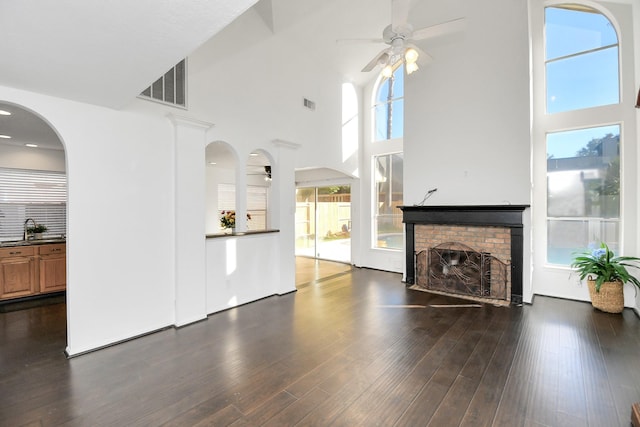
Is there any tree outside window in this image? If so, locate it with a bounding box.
[374,153,403,249]
[544,4,621,265]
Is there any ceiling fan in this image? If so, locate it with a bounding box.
[346,0,465,77]
[247,165,272,181]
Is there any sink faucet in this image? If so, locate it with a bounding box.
[24,218,36,240]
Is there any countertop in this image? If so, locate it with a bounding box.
[0,238,67,248]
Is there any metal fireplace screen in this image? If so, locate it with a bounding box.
[416,242,509,300]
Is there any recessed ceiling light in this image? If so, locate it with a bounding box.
[25,144,38,148]
[208,161,217,165]
[0,110,11,116]
[0,135,11,139]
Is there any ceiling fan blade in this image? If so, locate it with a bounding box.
[391,0,411,32]
[362,49,390,72]
[412,17,466,41]
[336,37,384,45]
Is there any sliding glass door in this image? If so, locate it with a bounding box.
[295,186,351,263]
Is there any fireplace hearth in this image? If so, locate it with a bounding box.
[400,205,528,304]
[416,242,509,301]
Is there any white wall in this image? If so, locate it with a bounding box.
[0,145,65,172]
[397,0,532,288]
[404,0,531,207]
[0,85,176,355]
[206,233,280,313]
[188,8,349,177]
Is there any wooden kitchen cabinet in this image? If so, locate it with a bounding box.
[38,243,66,293]
[0,246,38,300]
[0,242,66,301]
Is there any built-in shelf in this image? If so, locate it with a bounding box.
[206,229,280,239]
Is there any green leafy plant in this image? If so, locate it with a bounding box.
[571,243,640,292]
[26,224,48,233]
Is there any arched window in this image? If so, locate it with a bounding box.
[370,65,404,250]
[540,4,622,265]
[545,5,619,113]
[372,64,404,141]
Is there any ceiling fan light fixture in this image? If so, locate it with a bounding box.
[406,61,419,75]
[378,52,390,66]
[381,64,394,78]
[404,48,418,63]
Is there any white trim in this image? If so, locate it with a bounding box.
[530,0,638,305]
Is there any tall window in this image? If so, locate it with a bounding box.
[547,126,620,264]
[371,64,404,250]
[544,4,621,264]
[373,153,403,249]
[545,6,619,114]
[373,64,404,141]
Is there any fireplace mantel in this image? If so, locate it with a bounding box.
[400,205,529,304]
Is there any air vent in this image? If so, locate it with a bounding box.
[140,59,187,108]
[303,98,316,111]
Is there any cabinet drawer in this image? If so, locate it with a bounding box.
[0,246,36,258]
[38,244,66,255]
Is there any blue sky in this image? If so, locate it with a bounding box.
[545,6,620,158]
[545,6,619,114]
[547,124,619,159]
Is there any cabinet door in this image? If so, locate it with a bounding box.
[0,257,37,299]
[39,255,66,293]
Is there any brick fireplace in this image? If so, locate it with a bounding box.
[400,205,528,304]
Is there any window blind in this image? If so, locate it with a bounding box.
[0,168,66,241]
[247,186,268,231]
[217,183,268,231]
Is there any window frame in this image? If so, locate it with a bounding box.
[544,4,620,114]
[372,63,405,142]
[372,151,404,251]
[531,0,636,274]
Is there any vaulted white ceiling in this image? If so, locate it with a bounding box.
[0,0,258,109]
[0,0,463,109]
[0,0,462,153]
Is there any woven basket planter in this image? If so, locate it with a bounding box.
[587,279,624,313]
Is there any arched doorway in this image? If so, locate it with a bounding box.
[0,102,68,345]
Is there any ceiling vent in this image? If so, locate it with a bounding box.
[303,98,316,111]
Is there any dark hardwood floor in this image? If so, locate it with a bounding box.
[1,260,639,426]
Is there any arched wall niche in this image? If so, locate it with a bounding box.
[246,149,274,231]
[205,140,238,234]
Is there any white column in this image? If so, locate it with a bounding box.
[272,139,300,295]
[168,114,214,327]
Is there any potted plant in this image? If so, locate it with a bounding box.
[26,224,48,239]
[571,242,640,313]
